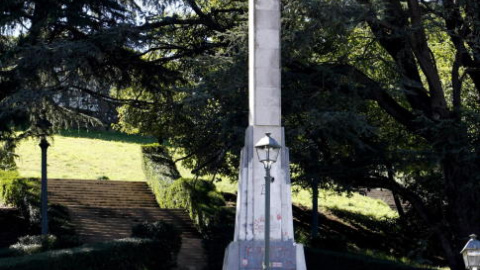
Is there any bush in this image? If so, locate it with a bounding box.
[47,204,77,238]
[1,173,78,248]
[131,221,181,255]
[0,238,176,270]
[9,235,57,255]
[0,171,22,207]
[3,234,80,258]
[142,144,180,188]
[157,178,226,234]
[0,173,40,228]
[141,145,226,234]
[202,206,235,269]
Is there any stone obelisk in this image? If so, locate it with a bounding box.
[222,0,307,268]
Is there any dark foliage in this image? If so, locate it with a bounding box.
[0,238,176,270]
[131,221,182,256]
[305,248,430,270]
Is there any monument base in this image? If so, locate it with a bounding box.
[222,240,306,270]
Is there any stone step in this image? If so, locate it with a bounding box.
[48,179,160,208]
[49,198,158,204]
[48,187,153,192]
[47,179,206,269]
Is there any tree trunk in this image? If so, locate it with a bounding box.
[387,167,405,219]
[441,155,480,270]
[391,191,405,219]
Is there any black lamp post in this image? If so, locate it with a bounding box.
[254,133,281,270]
[36,115,51,235]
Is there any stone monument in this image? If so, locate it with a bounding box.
[222,0,307,268]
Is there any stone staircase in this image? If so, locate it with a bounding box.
[48,179,206,270]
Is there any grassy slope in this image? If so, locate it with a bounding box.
[215,179,398,220]
[14,132,446,269]
[15,130,397,221]
[15,131,155,181]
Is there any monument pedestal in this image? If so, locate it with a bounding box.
[222,127,306,270]
[223,240,306,269]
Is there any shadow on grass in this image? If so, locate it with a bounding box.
[292,205,445,267]
[57,130,156,144]
[202,201,440,270]
[304,247,431,270]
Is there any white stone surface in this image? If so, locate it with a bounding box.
[223,0,306,268]
[233,126,293,241]
[296,244,307,270]
[249,0,281,126]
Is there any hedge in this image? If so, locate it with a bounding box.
[156,177,226,234]
[141,145,226,234]
[0,238,176,270]
[141,144,180,190]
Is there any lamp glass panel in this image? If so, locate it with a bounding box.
[270,147,280,163]
[256,147,280,162]
[256,147,267,162]
[463,253,470,267]
[472,257,480,267]
[468,252,480,267]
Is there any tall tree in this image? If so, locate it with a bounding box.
[290,1,480,269]
[121,1,480,268]
[0,0,232,166]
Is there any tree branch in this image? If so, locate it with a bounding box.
[70,85,154,108]
[443,0,480,97]
[407,0,448,117]
[359,0,433,116]
[327,64,418,132]
[185,0,224,31]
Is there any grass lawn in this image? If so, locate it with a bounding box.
[292,187,399,219]
[15,130,155,181]
[214,179,398,220]
[15,129,397,219]
[13,131,447,269]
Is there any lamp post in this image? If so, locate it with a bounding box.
[255,133,281,270]
[461,234,480,270]
[36,115,52,235]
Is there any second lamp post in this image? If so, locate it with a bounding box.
[461,234,480,270]
[255,133,281,270]
[36,115,52,235]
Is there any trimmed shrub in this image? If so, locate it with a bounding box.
[0,238,176,270]
[131,221,182,255]
[142,144,180,188]
[156,178,226,234]
[141,144,226,234]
